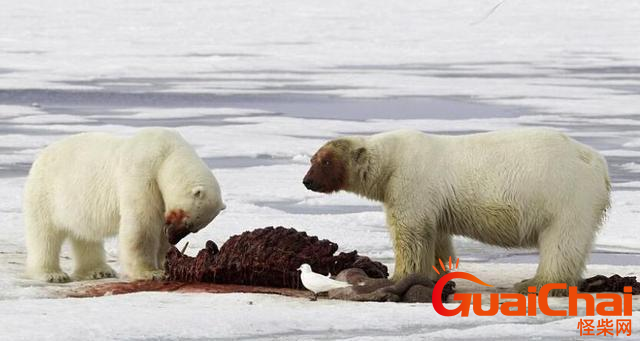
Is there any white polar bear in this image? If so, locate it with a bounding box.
[24,128,225,282]
[303,128,611,295]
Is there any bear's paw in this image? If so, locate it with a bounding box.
[74,265,117,281]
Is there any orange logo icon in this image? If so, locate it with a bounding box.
[431,258,633,320]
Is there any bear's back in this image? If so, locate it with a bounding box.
[30,132,124,178]
[25,132,126,235]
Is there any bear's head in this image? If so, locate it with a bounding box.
[163,172,225,245]
[303,137,368,194]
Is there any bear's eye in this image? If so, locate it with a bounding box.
[322,160,331,166]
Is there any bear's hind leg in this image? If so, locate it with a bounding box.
[25,221,69,283]
[71,238,116,280]
[515,214,595,296]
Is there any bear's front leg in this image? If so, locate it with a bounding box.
[156,232,172,269]
[435,234,456,272]
[386,209,439,282]
[119,215,165,281]
[71,238,116,280]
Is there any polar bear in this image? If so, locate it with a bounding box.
[303,129,610,295]
[24,128,225,282]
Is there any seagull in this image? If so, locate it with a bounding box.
[297,263,352,301]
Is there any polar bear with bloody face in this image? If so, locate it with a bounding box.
[24,128,225,282]
[303,129,610,296]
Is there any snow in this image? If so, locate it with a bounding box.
[100,107,271,120]
[621,163,640,173]
[1,264,639,341]
[9,114,95,124]
[1,0,640,339]
[0,292,565,341]
[2,1,640,116]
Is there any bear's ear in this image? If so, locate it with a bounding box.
[352,147,367,164]
[192,186,205,198]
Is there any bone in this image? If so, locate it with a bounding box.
[180,241,190,254]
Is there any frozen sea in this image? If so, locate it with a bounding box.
[1,1,639,340]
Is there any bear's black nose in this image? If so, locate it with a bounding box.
[303,178,313,189]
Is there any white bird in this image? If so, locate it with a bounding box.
[297,263,352,301]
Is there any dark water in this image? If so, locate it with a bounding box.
[0,88,520,120]
[1,87,638,185]
[0,88,522,179]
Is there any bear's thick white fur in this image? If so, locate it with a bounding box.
[335,129,610,295]
[24,128,225,282]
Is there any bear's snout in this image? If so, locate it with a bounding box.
[302,166,345,193]
[164,209,192,245]
[303,170,325,192]
[302,177,316,190]
[303,147,347,193]
[165,209,188,227]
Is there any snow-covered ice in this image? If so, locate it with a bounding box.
[1,0,640,340]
